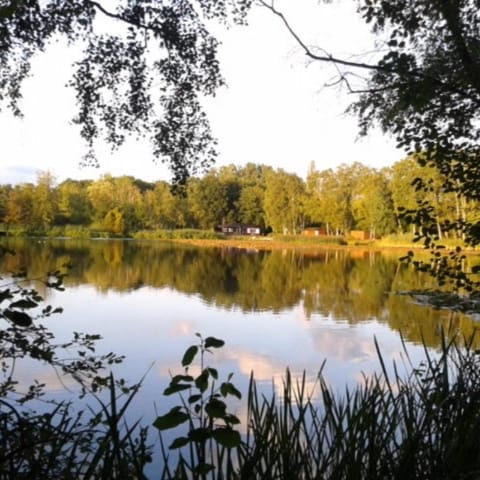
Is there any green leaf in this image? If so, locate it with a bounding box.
[208,367,218,379]
[205,398,226,418]
[204,336,225,349]
[163,383,191,396]
[169,436,189,449]
[213,428,241,448]
[181,345,198,367]
[153,407,189,430]
[3,309,32,327]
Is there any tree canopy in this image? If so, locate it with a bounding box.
[260,0,480,292]
[6,158,466,239]
[353,1,480,198]
[0,0,251,184]
[263,2,479,196]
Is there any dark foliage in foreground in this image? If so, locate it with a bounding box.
[0,0,251,183]
[0,250,151,479]
[0,376,151,480]
[157,334,480,480]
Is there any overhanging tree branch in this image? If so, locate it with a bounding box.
[258,0,385,72]
[85,0,150,31]
[437,1,480,94]
[258,0,474,101]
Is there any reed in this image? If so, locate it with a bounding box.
[159,333,480,479]
[0,375,151,479]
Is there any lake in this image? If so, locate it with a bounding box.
[0,238,477,474]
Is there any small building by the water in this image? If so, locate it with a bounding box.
[303,227,326,236]
[219,223,262,235]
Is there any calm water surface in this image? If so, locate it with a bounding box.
[1,238,477,472]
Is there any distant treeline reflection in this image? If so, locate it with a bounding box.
[1,238,476,347]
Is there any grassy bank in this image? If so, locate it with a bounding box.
[3,225,477,255]
[155,234,418,254]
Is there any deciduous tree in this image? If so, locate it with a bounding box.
[352,168,395,238]
[57,179,93,225]
[264,169,305,234]
[187,171,229,229]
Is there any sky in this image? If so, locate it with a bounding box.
[0,0,404,185]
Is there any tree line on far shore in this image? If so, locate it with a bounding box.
[0,156,474,239]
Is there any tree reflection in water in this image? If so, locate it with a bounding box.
[0,237,477,349]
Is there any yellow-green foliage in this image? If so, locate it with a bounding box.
[133,229,225,240]
[274,234,347,246]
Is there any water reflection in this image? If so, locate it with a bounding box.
[0,238,476,348]
[3,239,478,476]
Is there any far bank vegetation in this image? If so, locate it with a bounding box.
[0,157,473,247]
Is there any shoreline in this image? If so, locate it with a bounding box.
[3,234,478,256]
[168,237,421,254]
[160,238,480,257]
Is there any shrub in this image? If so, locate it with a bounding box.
[0,259,151,478]
[133,229,225,240]
[274,234,347,246]
[64,225,93,239]
[46,225,65,237]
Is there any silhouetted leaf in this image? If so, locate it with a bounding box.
[10,299,38,309]
[163,383,191,396]
[153,407,189,430]
[171,374,194,384]
[188,427,211,443]
[220,382,242,399]
[212,428,241,448]
[182,345,198,367]
[205,398,226,418]
[195,369,209,393]
[193,463,215,475]
[223,413,241,425]
[3,309,32,327]
[0,289,13,303]
[169,437,189,449]
[204,336,224,349]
